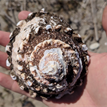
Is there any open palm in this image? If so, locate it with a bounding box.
[0,6,107,107]
[43,52,107,107]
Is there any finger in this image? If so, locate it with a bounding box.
[0,52,9,69]
[0,72,29,96]
[0,31,10,46]
[88,51,97,56]
[18,11,30,20]
[102,5,107,35]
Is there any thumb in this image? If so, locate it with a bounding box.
[102,5,107,35]
[18,11,30,20]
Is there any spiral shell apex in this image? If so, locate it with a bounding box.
[6,10,89,99]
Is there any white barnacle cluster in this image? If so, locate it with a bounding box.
[5,45,11,54]
[5,10,90,99]
[64,27,72,33]
[17,20,26,27]
[6,59,11,67]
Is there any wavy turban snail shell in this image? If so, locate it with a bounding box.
[5,9,89,99]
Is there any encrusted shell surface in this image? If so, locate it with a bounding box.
[6,10,89,99]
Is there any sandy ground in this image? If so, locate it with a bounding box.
[0,0,107,107]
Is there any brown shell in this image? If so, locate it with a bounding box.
[5,9,89,99]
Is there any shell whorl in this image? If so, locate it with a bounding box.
[5,10,89,99]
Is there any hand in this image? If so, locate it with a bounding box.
[0,6,107,107]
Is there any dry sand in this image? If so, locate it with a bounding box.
[0,0,107,107]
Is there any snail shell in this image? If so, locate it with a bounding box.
[6,10,89,99]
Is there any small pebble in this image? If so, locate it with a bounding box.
[89,42,100,50]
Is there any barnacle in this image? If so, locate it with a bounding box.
[5,9,89,99]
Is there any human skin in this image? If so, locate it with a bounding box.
[0,6,107,107]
